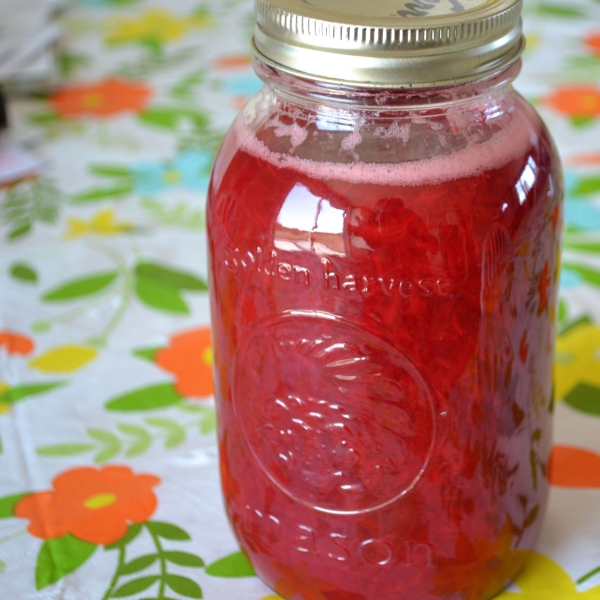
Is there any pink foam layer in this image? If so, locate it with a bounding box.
[234,109,537,187]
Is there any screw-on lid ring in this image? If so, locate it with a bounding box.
[253,0,524,88]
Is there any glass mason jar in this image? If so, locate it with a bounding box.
[207,1,563,599]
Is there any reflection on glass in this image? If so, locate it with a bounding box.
[275,183,346,256]
[516,156,537,205]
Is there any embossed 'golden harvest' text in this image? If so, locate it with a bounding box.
[223,246,457,298]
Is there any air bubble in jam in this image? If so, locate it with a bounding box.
[208,78,562,600]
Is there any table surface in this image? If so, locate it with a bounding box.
[1,0,600,599]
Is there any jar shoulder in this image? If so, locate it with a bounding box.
[212,86,558,175]
[208,86,561,218]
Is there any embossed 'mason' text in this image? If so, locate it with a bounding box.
[223,245,457,299]
[240,503,436,568]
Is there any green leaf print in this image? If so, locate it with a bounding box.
[141,198,204,230]
[35,411,215,461]
[87,429,122,463]
[572,176,600,197]
[0,493,29,518]
[71,185,134,203]
[118,554,158,576]
[0,179,61,241]
[35,534,97,590]
[559,315,593,336]
[8,223,32,240]
[163,551,205,567]
[112,575,159,597]
[10,262,38,282]
[138,107,209,130]
[578,565,600,585]
[145,521,191,541]
[57,50,90,79]
[135,262,208,291]
[564,384,600,416]
[106,383,184,412]
[564,240,600,253]
[37,444,96,457]
[561,263,600,288]
[135,276,190,314]
[199,409,216,435]
[165,573,203,598]
[537,3,585,17]
[116,424,153,457]
[28,112,61,125]
[558,298,568,324]
[132,346,162,362]
[116,47,197,80]
[88,165,133,178]
[42,271,119,301]
[145,418,186,449]
[100,521,204,600]
[0,382,65,404]
[205,551,257,578]
[571,116,596,128]
[170,70,206,101]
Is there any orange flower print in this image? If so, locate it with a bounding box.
[213,54,253,70]
[50,78,152,119]
[568,152,600,166]
[15,466,160,545]
[549,446,600,488]
[584,31,600,57]
[0,331,34,355]
[155,327,213,398]
[542,85,600,118]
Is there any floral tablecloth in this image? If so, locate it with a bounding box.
[1,0,600,599]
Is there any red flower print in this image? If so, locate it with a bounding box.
[0,331,35,355]
[15,466,160,545]
[155,327,213,398]
[50,78,152,119]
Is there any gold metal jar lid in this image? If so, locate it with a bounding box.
[252,0,524,88]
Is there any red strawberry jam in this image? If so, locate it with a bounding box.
[207,70,562,600]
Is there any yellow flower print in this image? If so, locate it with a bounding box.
[29,345,98,374]
[524,33,540,52]
[105,8,211,46]
[498,552,600,598]
[555,322,600,400]
[64,208,133,240]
